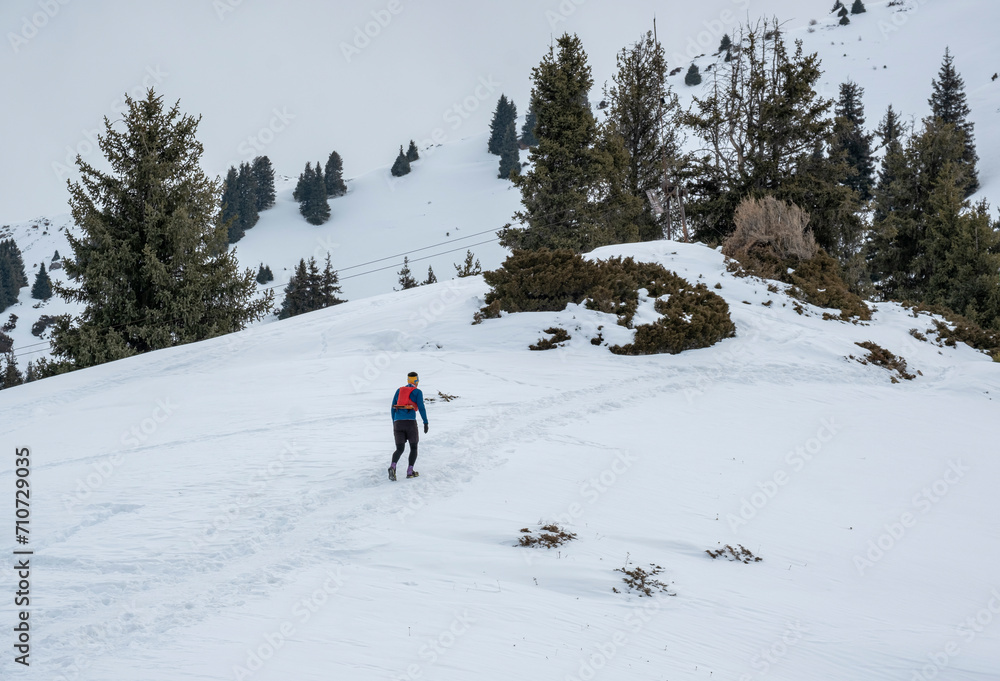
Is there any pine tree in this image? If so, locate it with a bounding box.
[31,264,52,300]
[0,238,28,313]
[277,256,344,319]
[851,0,866,14]
[423,266,437,285]
[397,256,417,290]
[252,156,276,211]
[869,118,971,302]
[48,90,273,371]
[52,250,61,262]
[0,351,23,391]
[305,257,324,310]
[603,30,682,241]
[237,161,260,233]
[920,175,1000,326]
[929,48,978,195]
[718,34,732,53]
[391,146,411,177]
[833,81,875,200]
[504,33,638,252]
[839,14,850,25]
[23,360,37,383]
[497,122,521,180]
[324,151,347,197]
[406,140,420,162]
[488,95,516,155]
[298,162,330,225]
[520,96,539,147]
[293,162,312,202]
[256,263,274,284]
[320,254,345,306]
[221,166,243,243]
[683,20,852,257]
[684,64,702,86]
[832,0,844,11]
[454,250,482,277]
[278,259,309,319]
[872,106,909,224]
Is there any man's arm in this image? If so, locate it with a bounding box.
[415,389,429,424]
[390,388,400,420]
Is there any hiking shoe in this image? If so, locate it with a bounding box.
[388,466,396,481]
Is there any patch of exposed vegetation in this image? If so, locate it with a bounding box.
[850,341,915,382]
[706,544,762,563]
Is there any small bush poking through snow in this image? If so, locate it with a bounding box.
[517,524,577,548]
[850,341,916,382]
[706,544,763,563]
[529,327,571,351]
[613,563,675,597]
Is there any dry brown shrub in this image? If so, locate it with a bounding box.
[723,196,817,262]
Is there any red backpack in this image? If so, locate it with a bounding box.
[395,386,417,410]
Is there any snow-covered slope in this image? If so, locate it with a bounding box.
[2,240,999,680]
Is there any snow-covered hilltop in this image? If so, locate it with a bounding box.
[3,238,999,679]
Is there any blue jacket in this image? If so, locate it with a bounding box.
[391,387,428,424]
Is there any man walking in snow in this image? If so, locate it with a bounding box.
[389,371,429,480]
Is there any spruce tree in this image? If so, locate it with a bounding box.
[851,0,866,13]
[929,48,978,195]
[52,250,61,262]
[31,264,52,300]
[277,256,344,319]
[278,259,309,319]
[832,0,844,11]
[520,96,539,147]
[324,151,347,197]
[0,238,28,312]
[320,254,344,306]
[839,14,850,26]
[221,166,244,243]
[920,175,1000,326]
[488,94,516,155]
[454,250,482,277]
[293,162,312,202]
[505,33,638,252]
[397,256,417,290]
[252,156,276,211]
[683,20,856,260]
[684,64,702,86]
[872,106,909,224]
[718,34,732,54]
[604,30,682,241]
[0,351,23,391]
[423,266,437,285]
[48,90,273,371]
[497,123,521,180]
[298,162,330,225]
[391,146,411,177]
[869,118,970,302]
[833,81,875,200]
[237,161,260,233]
[406,140,420,162]
[256,263,274,284]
